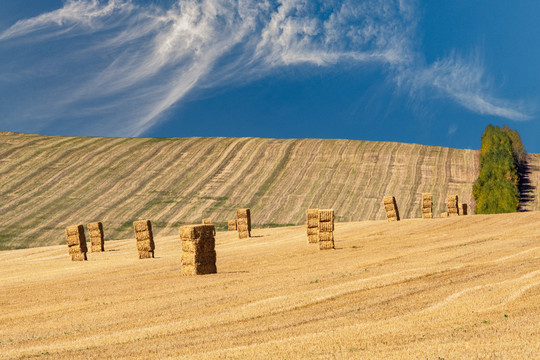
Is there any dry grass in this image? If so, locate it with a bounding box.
[1,212,539,359]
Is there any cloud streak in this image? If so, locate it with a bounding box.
[0,0,532,136]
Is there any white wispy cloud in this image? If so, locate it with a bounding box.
[404,52,532,121]
[0,0,532,136]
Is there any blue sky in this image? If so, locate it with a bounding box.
[0,0,539,152]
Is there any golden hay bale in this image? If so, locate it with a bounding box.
[65,225,85,244]
[87,222,103,233]
[181,250,217,266]
[382,196,400,221]
[307,218,319,228]
[138,251,154,259]
[135,231,152,241]
[319,231,334,242]
[236,209,251,231]
[228,219,237,231]
[180,224,215,240]
[236,224,249,231]
[136,241,154,252]
[318,222,334,232]
[180,224,216,276]
[202,218,212,225]
[318,209,334,223]
[237,217,249,226]
[308,234,319,244]
[422,193,433,213]
[445,195,459,216]
[68,246,83,255]
[182,238,215,253]
[238,230,250,239]
[182,263,217,276]
[133,220,152,233]
[65,225,82,237]
[319,240,335,250]
[87,222,104,252]
[306,209,319,219]
[66,234,81,247]
[236,208,251,219]
[307,227,318,236]
[65,225,87,256]
[422,212,433,219]
[91,245,103,253]
[440,212,448,218]
[71,253,87,261]
[180,224,214,241]
[133,220,155,258]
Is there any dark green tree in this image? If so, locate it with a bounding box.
[473,125,521,214]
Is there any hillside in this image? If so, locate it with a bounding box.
[0,132,538,249]
[1,213,539,359]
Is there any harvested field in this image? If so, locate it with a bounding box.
[1,212,539,359]
[0,132,505,250]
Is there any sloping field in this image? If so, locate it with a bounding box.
[0,132,492,249]
[0,212,539,359]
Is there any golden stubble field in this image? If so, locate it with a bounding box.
[1,212,539,359]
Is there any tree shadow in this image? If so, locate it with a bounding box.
[518,156,537,211]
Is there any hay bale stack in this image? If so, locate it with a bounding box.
[440,212,448,218]
[87,222,104,252]
[228,219,237,231]
[133,220,155,259]
[236,208,251,239]
[461,204,468,215]
[318,209,334,250]
[446,195,460,217]
[306,209,319,244]
[421,193,433,219]
[65,225,87,261]
[383,196,400,221]
[202,218,216,235]
[180,224,217,276]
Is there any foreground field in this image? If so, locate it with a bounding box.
[1,212,539,359]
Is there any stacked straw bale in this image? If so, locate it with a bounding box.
[202,218,216,235]
[421,193,433,219]
[318,209,334,250]
[228,219,237,231]
[133,220,155,259]
[440,212,448,218]
[446,195,460,217]
[383,196,400,221]
[306,209,319,244]
[180,224,217,275]
[236,209,251,239]
[87,222,104,252]
[461,204,468,215]
[65,225,87,261]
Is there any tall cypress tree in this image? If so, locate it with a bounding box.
[473,125,521,214]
